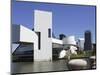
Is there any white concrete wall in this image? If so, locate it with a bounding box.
[20,25,36,43]
[12,25,38,53]
[19,25,39,53]
[34,10,52,61]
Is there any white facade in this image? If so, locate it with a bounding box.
[12,25,38,43]
[77,38,84,50]
[12,25,38,55]
[34,10,52,61]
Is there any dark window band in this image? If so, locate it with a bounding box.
[37,32,41,50]
[48,28,51,38]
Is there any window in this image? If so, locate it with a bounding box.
[37,32,41,50]
[48,28,51,38]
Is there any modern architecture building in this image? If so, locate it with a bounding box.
[12,10,77,61]
[84,30,92,50]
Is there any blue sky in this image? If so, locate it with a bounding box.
[12,0,96,43]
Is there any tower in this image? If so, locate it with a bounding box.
[84,30,92,50]
[34,10,52,61]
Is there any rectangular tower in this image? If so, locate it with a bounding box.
[34,10,52,61]
[84,30,92,50]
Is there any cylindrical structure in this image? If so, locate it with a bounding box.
[63,36,76,45]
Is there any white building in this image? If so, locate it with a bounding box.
[12,10,57,61]
[77,38,84,50]
[34,10,53,61]
[12,10,77,61]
